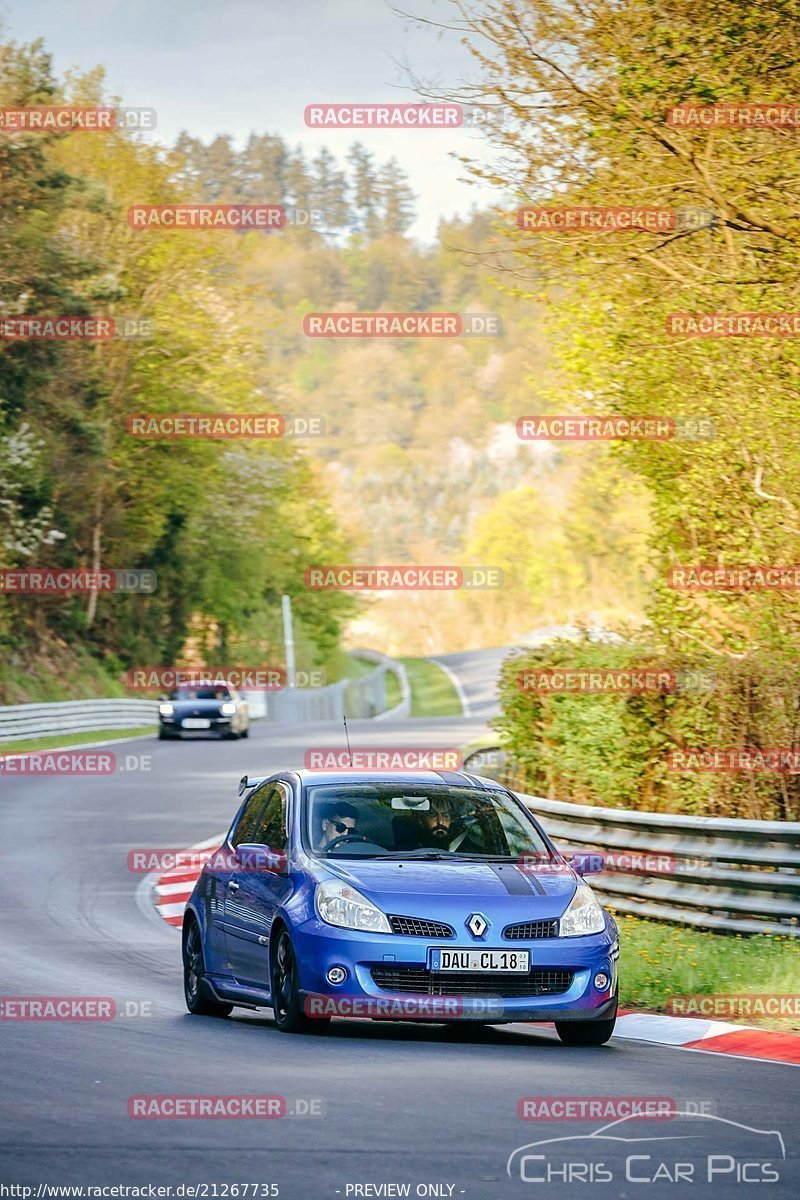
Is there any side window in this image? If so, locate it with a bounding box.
[253,785,288,850]
[230,787,269,848]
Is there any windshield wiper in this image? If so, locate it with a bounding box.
[380,849,459,860]
[455,853,518,861]
[350,848,537,862]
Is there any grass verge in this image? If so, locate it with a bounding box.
[399,657,462,717]
[0,647,129,705]
[384,670,402,710]
[615,911,800,1032]
[0,727,157,755]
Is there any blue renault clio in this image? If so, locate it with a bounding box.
[182,769,619,1044]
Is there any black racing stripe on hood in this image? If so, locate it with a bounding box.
[487,863,544,895]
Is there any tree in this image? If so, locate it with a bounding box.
[0,39,357,680]
[309,147,350,233]
[441,0,800,660]
[378,158,416,236]
[346,143,382,238]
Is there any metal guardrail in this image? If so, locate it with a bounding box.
[0,698,158,743]
[463,747,800,936]
[0,652,408,743]
[240,650,410,724]
[349,648,411,721]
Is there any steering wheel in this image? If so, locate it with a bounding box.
[322,833,372,853]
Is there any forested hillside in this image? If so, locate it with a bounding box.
[168,133,653,652]
[0,40,652,696]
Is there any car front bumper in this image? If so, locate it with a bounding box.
[292,917,618,1023]
[159,716,233,735]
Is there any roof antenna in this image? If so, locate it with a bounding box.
[343,712,353,767]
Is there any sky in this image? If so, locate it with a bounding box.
[3,0,501,241]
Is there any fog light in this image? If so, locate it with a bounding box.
[594,972,610,991]
[326,966,347,985]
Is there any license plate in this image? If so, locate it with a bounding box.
[182,718,211,729]
[429,948,530,972]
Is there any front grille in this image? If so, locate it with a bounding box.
[389,915,455,938]
[503,919,559,940]
[369,965,574,998]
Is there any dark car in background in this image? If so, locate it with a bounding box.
[158,685,250,740]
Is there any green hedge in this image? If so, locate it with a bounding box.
[493,635,800,820]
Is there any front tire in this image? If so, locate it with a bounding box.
[183,919,232,1017]
[270,929,328,1034]
[555,997,617,1046]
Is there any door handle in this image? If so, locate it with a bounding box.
[227,880,240,892]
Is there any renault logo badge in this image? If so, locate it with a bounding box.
[466,912,489,939]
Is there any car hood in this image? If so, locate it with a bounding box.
[321,858,579,921]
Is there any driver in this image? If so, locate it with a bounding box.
[317,801,359,850]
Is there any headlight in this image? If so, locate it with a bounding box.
[559,882,606,937]
[159,703,174,717]
[220,702,236,715]
[315,879,391,933]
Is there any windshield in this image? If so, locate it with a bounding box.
[305,783,553,860]
[171,686,231,701]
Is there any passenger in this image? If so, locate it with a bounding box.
[418,795,454,846]
[418,795,486,853]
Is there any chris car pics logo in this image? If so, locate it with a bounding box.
[507,1112,785,1185]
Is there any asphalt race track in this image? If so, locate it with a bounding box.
[2,664,799,1198]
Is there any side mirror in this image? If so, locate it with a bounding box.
[237,843,288,875]
[568,852,605,876]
